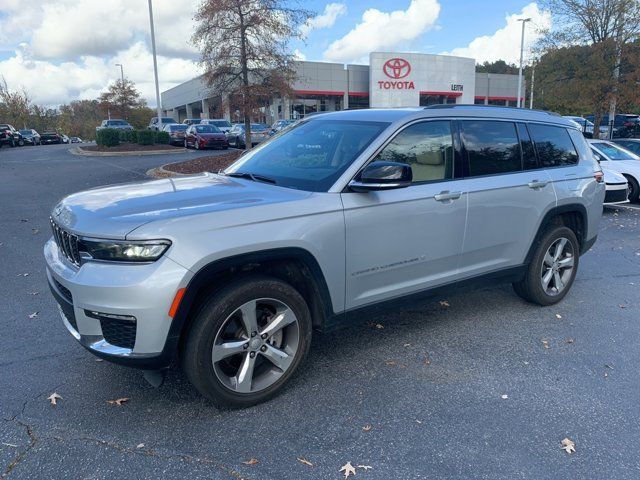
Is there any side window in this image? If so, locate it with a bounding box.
[461,120,522,176]
[517,123,538,170]
[528,124,579,167]
[373,121,453,183]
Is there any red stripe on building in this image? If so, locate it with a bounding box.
[294,90,345,96]
[348,91,369,97]
[420,91,463,97]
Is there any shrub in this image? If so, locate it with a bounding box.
[119,129,137,143]
[155,131,171,145]
[96,128,120,147]
[136,130,155,145]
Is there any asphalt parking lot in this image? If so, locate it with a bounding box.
[1,144,639,479]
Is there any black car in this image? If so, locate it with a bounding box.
[586,114,639,138]
[40,132,63,144]
[0,124,24,147]
[19,129,41,145]
[612,138,640,156]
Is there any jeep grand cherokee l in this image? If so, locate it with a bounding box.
[45,106,605,408]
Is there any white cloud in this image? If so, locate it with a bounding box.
[445,2,551,64]
[323,0,441,64]
[300,3,347,38]
[293,49,307,61]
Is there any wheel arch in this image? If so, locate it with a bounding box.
[168,247,335,359]
[525,204,588,265]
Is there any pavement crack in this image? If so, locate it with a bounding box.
[1,418,38,478]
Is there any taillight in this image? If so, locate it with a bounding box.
[594,171,604,183]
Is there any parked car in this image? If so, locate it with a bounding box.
[70,137,83,143]
[226,123,270,148]
[563,116,606,138]
[148,117,178,131]
[612,138,640,156]
[585,114,639,138]
[269,119,294,135]
[96,119,134,131]
[184,124,229,150]
[601,167,629,205]
[0,124,24,147]
[589,139,640,203]
[182,118,203,126]
[45,105,604,408]
[61,135,70,144]
[199,119,232,134]
[18,129,41,145]
[40,132,63,144]
[162,123,189,145]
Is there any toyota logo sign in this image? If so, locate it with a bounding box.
[383,58,411,79]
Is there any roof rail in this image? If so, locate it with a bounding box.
[423,104,561,116]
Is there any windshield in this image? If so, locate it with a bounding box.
[567,117,594,127]
[593,142,640,161]
[224,119,389,192]
[212,120,231,128]
[108,120,126,125]
[195,125,221,133]
[162,118,176,123]
[19,130,32,135]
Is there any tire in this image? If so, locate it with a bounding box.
[17,139,25,146]
[184,139,189,149]
[513,226,579,306]
[195,140,200,150]
[10,139,16,147]
[624,175,639,203]
[182,275,312,408]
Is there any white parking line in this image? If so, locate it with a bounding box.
[605,203,640,211]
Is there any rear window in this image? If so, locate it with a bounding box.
[170,125,188,131]
[461,120,522,176]
[195,125,220,133]
[528,124,579,167]
[212,120,231,128]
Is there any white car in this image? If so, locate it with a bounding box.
[601,167,629,205]
[198,118,232,134]
[589,139,640,203]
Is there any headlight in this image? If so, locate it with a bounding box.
[79,239,171,262]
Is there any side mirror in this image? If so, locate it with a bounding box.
[349,161,412,192]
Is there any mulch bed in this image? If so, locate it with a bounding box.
[163,151,243,174]
[81,143,180,153]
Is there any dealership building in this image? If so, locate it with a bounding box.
[160,52,525,124]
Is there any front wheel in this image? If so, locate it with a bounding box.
[513,226,579,306]
[182,276,312,408]
[624,175,639,203]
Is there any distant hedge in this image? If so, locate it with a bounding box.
[96,128,173,147]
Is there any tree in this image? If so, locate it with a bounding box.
[193,0,312,149]
[539,0,640,135]
[98,79,146,121]
[475,60,519,75]
[0,77,31,128]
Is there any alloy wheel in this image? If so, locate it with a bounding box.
[211,298,300,394]
[540,237,575,296]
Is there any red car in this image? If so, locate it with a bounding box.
[184,124,229,150]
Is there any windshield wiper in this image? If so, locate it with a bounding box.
[224,171,277,185]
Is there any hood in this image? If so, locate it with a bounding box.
[601,167,627,184]
[51,173,311,239]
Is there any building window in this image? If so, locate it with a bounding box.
[488,99,507,106]
[419,94,457,106]
[348,95,369,109]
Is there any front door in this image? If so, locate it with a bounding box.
[341,120,468,310]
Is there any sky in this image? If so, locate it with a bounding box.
[0,0,551,107]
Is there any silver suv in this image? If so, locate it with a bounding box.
[45,106,605,408]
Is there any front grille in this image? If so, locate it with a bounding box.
[50,218,82,266]
[99,317,137,349]
[53,278,72,303]
[605,187,629,203]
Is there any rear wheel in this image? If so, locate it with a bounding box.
[513,226,579,306]
[182,276,312,408]
[624,175,639,203]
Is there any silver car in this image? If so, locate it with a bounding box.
[45,106,605,408]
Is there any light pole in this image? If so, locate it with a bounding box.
[115,63,124,84]
[516,17,531,108]
[148,0,163,125]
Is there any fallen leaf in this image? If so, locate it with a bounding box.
[95,358,104,362]
[297,457,313,467]
[385,360,397,366]
[31,228,39,234]
[367,322,384,329]
[1,443,18,448]
[28,312,39,319]
[565,338,574,344]
[340,462,357,478]
[403,343,411,347]
[20,219,29,223]
[523,361,529,365]
[136,443,145,449]
[542,340,550,349]
[107,397,129,406]
[358,465,373,471]
[555,314,562,319]
[16,273,29,277]
[439,300,450,307]
[619,304,627,309]
[605,364,614,369]
[47,393,62,406]
[560,437,575,454]
[242,458,259,465]
[362,424,372,432]
[415,420,422,424]
[423,353,431,366]
[28,292,39,296]
[501,394,508,400]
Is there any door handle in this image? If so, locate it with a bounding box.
[434,191,462,202]
[528,180,549,189]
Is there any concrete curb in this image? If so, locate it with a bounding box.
[146,164,189,179]
[70,146,189,157]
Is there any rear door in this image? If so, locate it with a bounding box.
[342,120,468,310]
[457,120,557,276]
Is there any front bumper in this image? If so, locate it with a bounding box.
[44,238,191,369]
[604,183,629,204]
